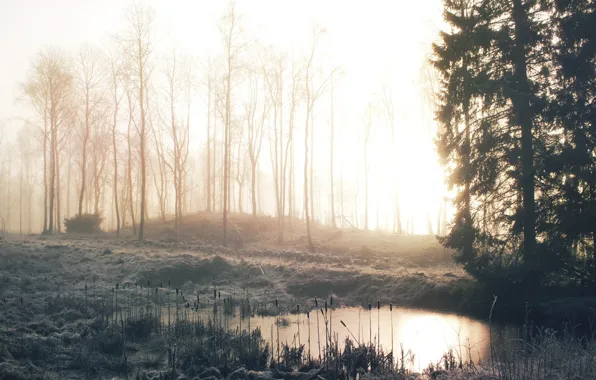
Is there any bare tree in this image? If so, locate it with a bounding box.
[107,49,124,237]
[122,83,137,234]
[74,45,105,216]
[263,51,288,242]
[218,2,248,247]
[329,83,336,228]
[149,104,169,222]
[302,25,336,251]
[157,51,193,235]
[120,2,154,241]
[90,116,109,215]
[381,86,403,234]
[202,57,216,211]
[363,103,373,230]
[18,125,38,233]
[24,49,72,234]
[243,64,269,217]
[285,62,301,228]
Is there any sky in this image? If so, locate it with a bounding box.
[0,0,447,233]
[0,0,443,131]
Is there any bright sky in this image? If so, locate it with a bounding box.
[0,0,447,233]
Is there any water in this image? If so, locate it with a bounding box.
[171,305,518,371]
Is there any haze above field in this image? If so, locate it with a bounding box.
[0,0,447,237]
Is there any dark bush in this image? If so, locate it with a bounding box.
[64,213,103,234]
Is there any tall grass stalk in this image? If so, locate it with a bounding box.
[307,311,311,362]
[368,303,372,345]
[390,303,394,361]
[489,295,497,377]
[296,304,301,347]
[377,300,380,348]
[315,297,321,361]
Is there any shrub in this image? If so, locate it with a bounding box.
[64,213,103,234]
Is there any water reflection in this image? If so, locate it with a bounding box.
[173,306,518,371]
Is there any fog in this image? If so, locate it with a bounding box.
[0,0,449,239]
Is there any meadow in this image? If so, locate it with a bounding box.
[1,213,595,379]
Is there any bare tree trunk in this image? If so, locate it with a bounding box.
[112,95,120,238]
[304,105,313,251]
[288,133,294,228]
[43,113,48,233]
[329,85,336,228]
[78,97,90,216]
[19,158,22,238]
[309,109,315,223]
[340,170,344,228]
[277,64,286,243]
[127,105,137,235]
[66,152,71,219]
[138,54,147,242]
[56,148,61,233]
[220,6,242,246]
[364,105,370,231]
[48,121,56,234]
[223,58,231,246]
[212,112,217,212]
[206,73,212,212]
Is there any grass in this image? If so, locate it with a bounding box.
[2,269,596,380]
[2,212,596,378]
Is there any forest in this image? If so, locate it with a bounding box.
[0,0,595,379]
[0,1,444,248]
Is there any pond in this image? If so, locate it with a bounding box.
[167,305,519,371]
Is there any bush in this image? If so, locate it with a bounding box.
[64,213,103,234]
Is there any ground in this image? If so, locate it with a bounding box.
[0,212,482,379]
[0,212,475,313]
[2,213,596,379]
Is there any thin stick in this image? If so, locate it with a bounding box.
[390,303,394,360]
[369,303,372,346]
[377,300,380,348]
[307,311,311,363]
[316,298,321,360]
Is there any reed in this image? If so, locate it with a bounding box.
[390,302,394,361]
[368,302,372,345]
[12,275,596,380]
[315,297,321,361]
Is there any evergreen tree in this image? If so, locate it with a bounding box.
[545,0,596,280]
[435,0,554,287]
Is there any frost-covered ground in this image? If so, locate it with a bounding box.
[0,220,479,379]
[2,228,594,379]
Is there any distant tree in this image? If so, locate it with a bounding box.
[363,103,373,231]
[158,51,192,235]
[107,48,124,237]
[302,25,336,252]
[285,61,301,229]
[329,83,336,228]
[120,2,154,241]
[243,63,269,217]
[123,82,138,235]
[263,50,289,242]
[381,85,403,234]
[202,57,217,212]
[218,2,248,247]
[24,49,73,234]
[74,45,105,217]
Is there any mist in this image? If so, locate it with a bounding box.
[2,0,595,378]
[0,0,447,240]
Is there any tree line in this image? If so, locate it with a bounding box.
[0,2,445,250]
